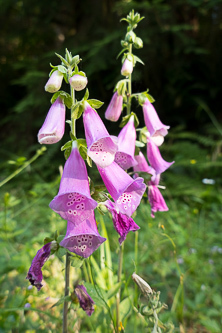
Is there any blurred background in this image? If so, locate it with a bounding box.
[0,0,222,332]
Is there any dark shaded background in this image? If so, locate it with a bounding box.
[1,0,222,169]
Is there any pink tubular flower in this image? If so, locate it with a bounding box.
[147,137,174,175]
[49,141,97,224]
[60,212,106,258]
[75,285,95,316]
[45,70,63,93]
[105,92,123,122]
[121,59,133,76]
[105,200,139,245]
[115,116,138,169]
[148,178,168,218]
[97,162,146,217]
[143,98,170,146]
[26,242,51,291]
[69,74,88,91]
[83,102,118,168]
[134,151,155,177]
[37,97,66,144]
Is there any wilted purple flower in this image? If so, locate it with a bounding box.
[143,99,169,142]
[147,137,174,175]
[105,92,123,122]
[75,285,95,316]
[24,303,31,308]
[83,102,118,167]
[97,162,146,217]
[115,116,138,169]
[121,59,133,76]
[133,151,155,178]
[45,70,63,93]
[105,200,139,244]
[49,141,97,224]
[60,212,106,258]
[26,242,51,291]
[37,97,66,144]
[69,74,88,91]
[148,179,168,218]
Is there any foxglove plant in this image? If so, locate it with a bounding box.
[26,10,174,333]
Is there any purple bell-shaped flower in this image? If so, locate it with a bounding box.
[115,116,138,169]
[26,242,51,291]
[75,285,95,316]
[121,59,133,76]
[97,162,146,217]
[133,151,155,177]
[147,137,174,175]
[105,200,140,245]
[49,141,97,224]
[83,102,118,168]
[60,212,106,258]
[37,97,66,144]
[143,99,170,143]
[148,177,168,218]
[45,70,63,93]
[105,92,123,122]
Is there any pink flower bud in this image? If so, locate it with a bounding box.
[69,74,88,91]
[45,70,63,93]
[105,92,123,122]
[121,59,133,76]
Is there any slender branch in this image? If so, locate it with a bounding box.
[116,242,124,331]
[0,147,45,188]
[63,252,71,333]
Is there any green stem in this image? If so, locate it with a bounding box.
[126,44,132,116]
[71,86,76,137]
[116,242,124,331]
[63,252,70,333]
[87,259,94,285]
[0,147,45,188]
[134,230,138,305]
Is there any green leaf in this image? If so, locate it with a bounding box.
[70,55,81,67]
[107,282,122,300]
[86,155,92,167]
[79,145,88,160]
[87,99,104,109]
[133,55,144,65]
[51,91,72,109]
[64,147,71,160]
[117,48,128,59]
[55,53,70,67]
[51,295,71,308]
[84,282,108,308]
[83,88,89,100]
[56,246,67,258]
[61,140,72,151]
[44,237,54,245]
[57,65,67,74]
[135,140,145,148]
[72,103,84,120]
[119,297,132,322]
[70,255,85,268]
[119,112,139,128]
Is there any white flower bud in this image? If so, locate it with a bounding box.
[69,74,88,91]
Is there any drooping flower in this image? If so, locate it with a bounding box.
[143,98,169,146]
[45,70,63,93]
[133,151,155,178]
[37,97,66,144]
[105,92,123,122]
[26,242,51,291]
[121,59,133,76]
[148,178,168,218]
[74,285,95,316]
[69,74,88,91]
[49,141,97,224]
[115,115,137,169]
[97,162,146,217]
[83,102,118,168]
[105,200,140,245]
[147,137,174,175]
[60,212,106,258]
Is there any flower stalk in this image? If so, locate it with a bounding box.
[63,252,71,333]
[126,44,132,116]
[116,242,124,332]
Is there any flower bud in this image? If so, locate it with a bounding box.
[121,59,133,76]
[45,70,63,93]
[121,40,129,48]
[69,74,88,91]
[125,31,136,43]
[132,272,153,296]
[134,37,143,49]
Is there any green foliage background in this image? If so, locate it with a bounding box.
[0,0,222,332]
